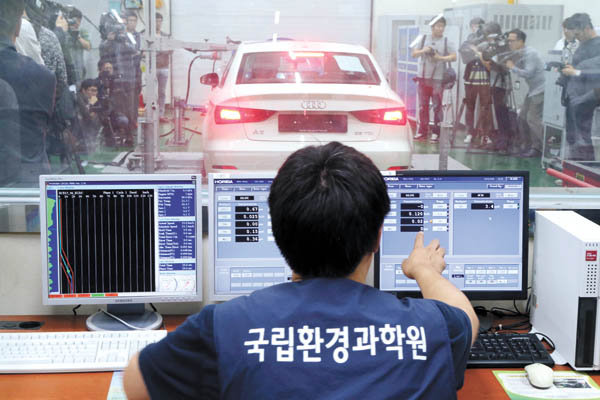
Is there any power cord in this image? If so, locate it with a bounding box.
[533,332,556,351]
[72,305,81,316]
[98,309,152,331]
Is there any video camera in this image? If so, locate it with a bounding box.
[25,0,80,30]
[477,32,509,61]
[99,10,135,45]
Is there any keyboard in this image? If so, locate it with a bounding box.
[0,330,167,373]
[467,333,554,368]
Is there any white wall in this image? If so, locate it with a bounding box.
[170,0,372,105]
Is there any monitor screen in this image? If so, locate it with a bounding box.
[40,174,203,305]
[375,170,529,300]
[208,173,292,301]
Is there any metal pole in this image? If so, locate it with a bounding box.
[142,120,155,173]
[141,0,159,170]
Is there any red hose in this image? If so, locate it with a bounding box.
[546,168,596,188]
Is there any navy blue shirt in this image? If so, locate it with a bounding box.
[140,278,471,399]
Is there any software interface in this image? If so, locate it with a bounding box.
[43,177,200,301]
[378,174,525,294]
[211,176,292,298]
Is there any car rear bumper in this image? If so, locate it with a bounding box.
[203,139,412,173]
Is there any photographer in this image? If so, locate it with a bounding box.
[560,13,600,161]
[61,7,90,86]
[99,15,139,146]
[554,18,579,65]
[75,78,101,151]
[459,17,492,149]
[95,59,132,147]
[476,22,512,154]
[411,15,457,144]
[504,29,545,158]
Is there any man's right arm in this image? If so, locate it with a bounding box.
[402,232,479,343]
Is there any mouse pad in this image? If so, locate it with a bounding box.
[493,370,600,399]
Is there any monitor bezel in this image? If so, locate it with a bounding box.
[373,170,529,301]
[207,172,285,301]
[39,174,204,306]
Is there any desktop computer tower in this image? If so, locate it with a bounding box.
[531,211,600,371]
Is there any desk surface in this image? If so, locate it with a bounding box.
[0,315,598,400]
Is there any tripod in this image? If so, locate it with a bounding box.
[451,84,493,150]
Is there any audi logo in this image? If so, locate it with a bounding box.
[301,100,326,110]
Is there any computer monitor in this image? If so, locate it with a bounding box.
[207,173,292,301]
[375,170,529,301]
[40,174,203,330]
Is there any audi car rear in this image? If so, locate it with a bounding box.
[200,40,413,173]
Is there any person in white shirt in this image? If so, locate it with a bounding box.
[14,15,44,65]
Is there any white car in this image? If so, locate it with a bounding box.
[200,40,413,173]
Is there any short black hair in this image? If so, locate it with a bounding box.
[268,142,390,278]
[508,28,527,43]
[0,0,25,38]
[470,17,485,27]
[80,79,98,91]
[431,16,446,26]
[125,11,137,19]
[482,21,502,37]
[68,7,82,20]
[564,13,593,30]
[155,12,163,20]
[97,59,111,71]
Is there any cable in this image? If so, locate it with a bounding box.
[72,305,81,316]
[160,128,175,138]
[185,55,205,104]
[533,332,556,351]
[149,303,157,312]
[99,309,152,331]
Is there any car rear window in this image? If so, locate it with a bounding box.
[236,51,381,85]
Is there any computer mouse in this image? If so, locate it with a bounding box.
[525,363,554,389]
[18,321,42,329]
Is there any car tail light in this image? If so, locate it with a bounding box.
[288,51,325,59]
[212,165,238,170]
[215,106,275,124]
[351,107,407,126]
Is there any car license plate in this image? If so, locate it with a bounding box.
[278,114,347,133]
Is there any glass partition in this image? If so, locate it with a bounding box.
[1,0,599,231]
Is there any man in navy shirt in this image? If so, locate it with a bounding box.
[124,142,478,399]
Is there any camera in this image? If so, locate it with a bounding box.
[544,61,567,72]
[423,47,437,57]
[477,32,509,61]
[99,10,130,43]
[543,62,569,88]
[25,0,81,30]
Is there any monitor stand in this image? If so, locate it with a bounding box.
[86,304,163,331]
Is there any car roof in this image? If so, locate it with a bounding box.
[236,40,371,55]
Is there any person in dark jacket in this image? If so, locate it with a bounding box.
[560,13,600,161]
[0,0,56,184]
